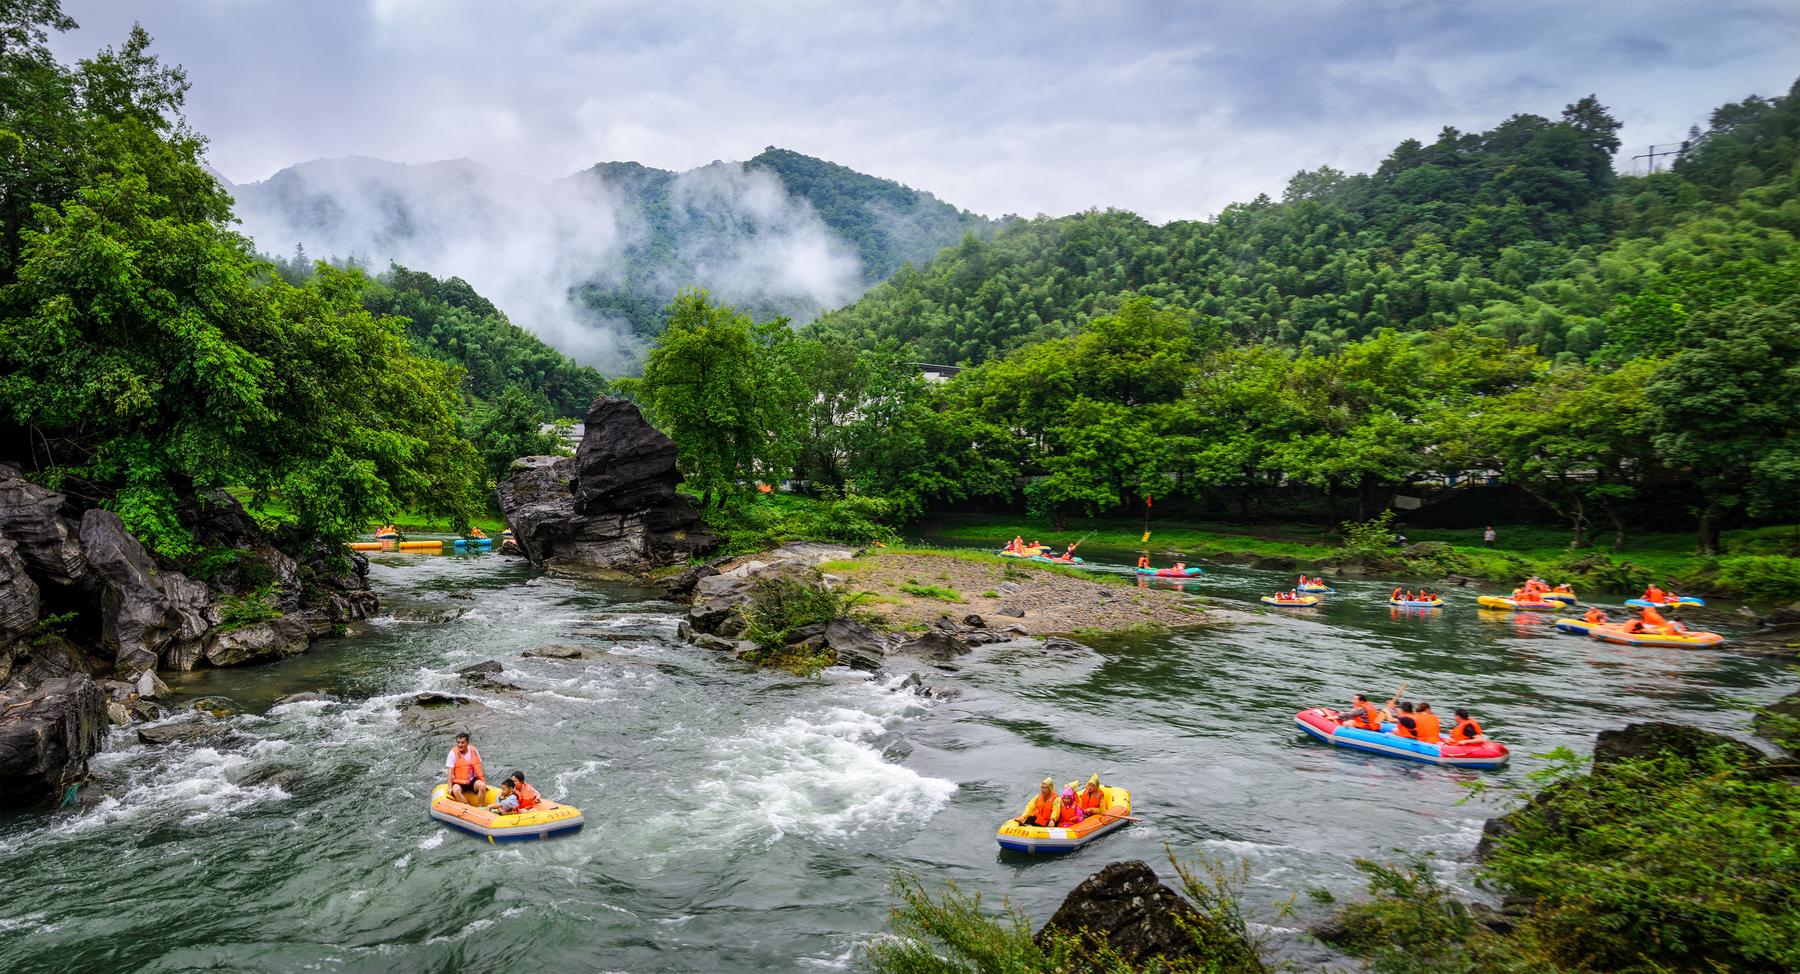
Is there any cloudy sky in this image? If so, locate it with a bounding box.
[48,0,1800,222]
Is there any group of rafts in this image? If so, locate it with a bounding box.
[346,524,506,554]
[993,564,1727,854]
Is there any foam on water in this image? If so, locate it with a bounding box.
[686,703,957,844]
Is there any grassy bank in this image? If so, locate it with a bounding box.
[924,514,1800,600]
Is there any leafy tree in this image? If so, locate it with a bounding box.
[1648,295,1800,553]
[628,290,805,507]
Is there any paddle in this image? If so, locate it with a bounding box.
[1091,810,1144,823]
[1378,681,1410,723]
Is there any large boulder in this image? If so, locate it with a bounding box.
[0,464,86,587]
[176,490,302,609]
[496,396,714,574]
[1592,721,1764,769]
[80,509,215,676]
[1037,860,1209,968]
[0,535,41,645]
[0,675,107,803]
[197,614,311,668]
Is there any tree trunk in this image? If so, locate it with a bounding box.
[1601,498,1627,552]
[1697,499,1722,555]
[1355,476,1369,521]
[1053,506,1069,532]
[1569,496,1586,549]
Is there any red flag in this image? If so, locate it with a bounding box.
[1146,495,1153,507]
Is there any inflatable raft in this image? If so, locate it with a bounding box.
[1136,566,1202,577]
[1476,595,1564,612]
[1587,623,1724,649]
[1299,583,1335,593]
[1542,588,1578,604]
[1261,595,1321,607]
[1625,596,1705,609]
[428,784,584,843]
[1295,708,1510,769]
[995,786,1132,854]
[1389,598,1444,608]
[1554,618,1599,636]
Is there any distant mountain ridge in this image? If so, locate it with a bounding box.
[225,149,992,368]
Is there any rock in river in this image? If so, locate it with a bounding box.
[1037,860,1208,967]
[0,675,108,802]
[496,396,714,575]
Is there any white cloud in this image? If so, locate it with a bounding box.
[48,0,1800,223]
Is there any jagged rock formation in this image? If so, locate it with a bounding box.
[496,396,714,575]
[0,464,378,803]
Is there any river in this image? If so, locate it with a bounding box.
[0,542,1788,972]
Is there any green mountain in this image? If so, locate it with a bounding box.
[230,149,993,363]
[813,84,1800,366]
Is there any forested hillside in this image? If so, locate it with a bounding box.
[231,147,992,360]
[812,90,1800,366]
[637,83,1800,592]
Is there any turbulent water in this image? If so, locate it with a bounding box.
[0,544,1788,972]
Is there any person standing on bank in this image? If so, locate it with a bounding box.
[1483,526,1497,547]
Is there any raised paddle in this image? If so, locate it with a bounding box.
[1378,682,1410,723]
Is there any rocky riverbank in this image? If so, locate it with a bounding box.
[0,465,376,804]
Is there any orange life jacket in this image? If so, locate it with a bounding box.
[1585,608,1607,624]
[1644,585,1666,602]
[1453,717,1483,741]
[1349,702,1381,729]
[1137,556,1149,569]
[1022,794,1057,827]
[1642,605,1667,627]
[1078,788,1104,812]
[514,781,541,810]
[1413,711,1442,742]
[451,745,484,785]
[1056,795,1085,826]
[1393,715,1417,739]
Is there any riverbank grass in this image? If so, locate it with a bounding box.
[926,514,1800,598]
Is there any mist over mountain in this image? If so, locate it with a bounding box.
[225,149,992,370]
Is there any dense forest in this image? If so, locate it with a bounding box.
[0,10,490,549]
[633,82,1800,589]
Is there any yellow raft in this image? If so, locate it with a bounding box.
[394,540,443,551]
[1476,595,1564,612]
[996,786,1132,854]
[347,541,384,551]
[428,784,584,843]
[1261,595,1321,607]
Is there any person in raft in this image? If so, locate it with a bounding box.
[1059,543,1079,561]
[1584,606,1610,624]
[1077,774,1105,814]
[1340,693,1383,730]
[1137,554,1150,569]
[1057,783,1086,825]
[1011,777,1061,827]
[1006,536,1025,553]
[1451,709,1487,742]
[467,526,487,539]
[1642,583,1670,603]
[446,732,488,805]
[488,772,541,815]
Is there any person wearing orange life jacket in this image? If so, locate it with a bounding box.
[1584,607,1610,625]
[1137,555,1150,570]
[1640,604,1669,630]
[1412,702,1443,743]
[446,732,488,805]
[1340,693,1383,730]
[1391,701,1419,739]
[1077,775,1105,813]
[1392,587,1403,601]
[1642,584,1668,604]
[501,771,541,811]
[1450,709,1487,743]
[1011,778,1060,827]
[1056,783,1086,826]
